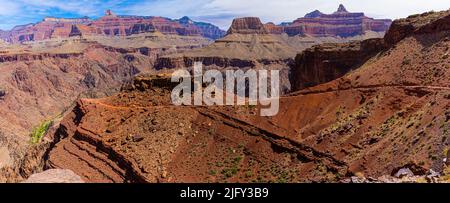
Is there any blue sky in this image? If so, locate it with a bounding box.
[0,0,449,30]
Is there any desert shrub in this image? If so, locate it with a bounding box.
[30,120,53,144]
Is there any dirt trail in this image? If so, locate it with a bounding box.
[288,84,450,97]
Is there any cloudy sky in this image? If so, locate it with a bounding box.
[0,0,448,30]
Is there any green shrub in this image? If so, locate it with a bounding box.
[30,120,53,144]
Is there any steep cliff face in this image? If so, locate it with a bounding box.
[384,10,450,45]
[227,17,269,35]
[0,10,225,43]
[264,23,284,34]
[291,38,386,91]
[291,9,450,92]
[69,24,102,37]
[89,11,188,37]
[4,18,91,43]
[176,16,226,40]
[270,4,392,37]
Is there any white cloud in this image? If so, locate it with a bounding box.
[0,0,22,16]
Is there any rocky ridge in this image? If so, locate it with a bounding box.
[264,4,392,37]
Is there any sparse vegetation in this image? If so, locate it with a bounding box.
[208,170,217,175]
[335,106,345,117]
[245,171,253,178]
[402,58,411,66]
[208,128,215,135]
[30,120,53,144]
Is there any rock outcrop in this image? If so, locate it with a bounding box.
[22,169,84,183]
[384,10,450,45]
[264,22,284,34]
[176,16,226,40]
[69,24,102,37]
[154,17,298,70]
[291,38,386,91]
[3,17,91,43]
[227,17,269,34]
[266,4,392,37]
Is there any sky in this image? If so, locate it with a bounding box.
[0,0,449,30]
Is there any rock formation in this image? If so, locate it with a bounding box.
[385,10,450,45]
[0,5,389,43]
[22,169,84,183]
[176,16,226,40]
[3,18,91,43]
[156,17,297,66]
[266,4,392,37]
[0,10,225,43]
[291,38,386,91]
[227,17,269,34]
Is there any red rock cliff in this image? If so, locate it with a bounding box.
[0,10,225,43]
[384,10,450,45]
[283,4,392,37]
[227,17,269,35]
[291,38,386,91]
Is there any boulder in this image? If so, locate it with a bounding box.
[394,168,414,178]
[22,169,84,183]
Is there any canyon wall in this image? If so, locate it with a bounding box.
[0,33,210,182]
[0,10,225,44]
[291,9,450,92]
[291,38,386,91]
[264,4,392,37]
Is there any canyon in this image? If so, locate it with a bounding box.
[0,33,210,182]
[154,6,391,93]
[0,10,225,44]
[45,10,449,182]
[0,5,448,183]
